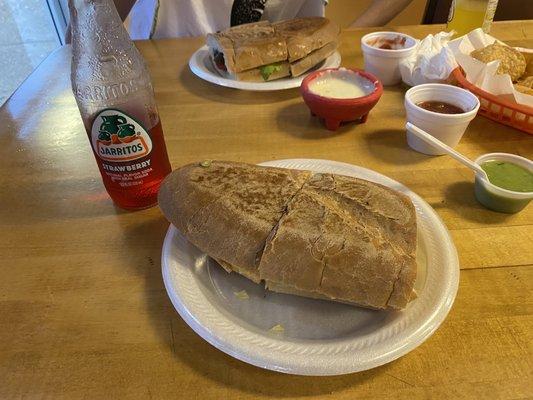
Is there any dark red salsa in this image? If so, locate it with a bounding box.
[417,101,465,114]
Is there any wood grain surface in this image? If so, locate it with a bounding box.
[0,21,532,400]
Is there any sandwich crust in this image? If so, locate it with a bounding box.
[290,41,337,77]
[273,17,340,62]
[208,21,288,73]
[158,161,310,280]
[159,161,417,310]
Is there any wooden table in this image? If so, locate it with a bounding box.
[1,21,532,399]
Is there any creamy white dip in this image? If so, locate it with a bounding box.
[309,68,375,99]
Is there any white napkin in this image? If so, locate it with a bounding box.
[448,28,533,107]
[399,31,457,86]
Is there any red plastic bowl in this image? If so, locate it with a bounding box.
[300,68,383,131]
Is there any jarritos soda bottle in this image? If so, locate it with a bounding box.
[69,0,171,210]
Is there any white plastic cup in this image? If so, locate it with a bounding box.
[404,84,480,155]
[474,153,533,214]
[361,32,417,86]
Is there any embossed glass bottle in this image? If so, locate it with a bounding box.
[69,0,171,210]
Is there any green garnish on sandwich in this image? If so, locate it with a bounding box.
[260,63,284,81]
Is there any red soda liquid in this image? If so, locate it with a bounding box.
[85,112,171,210]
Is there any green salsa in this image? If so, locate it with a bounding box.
[481,161,533,193]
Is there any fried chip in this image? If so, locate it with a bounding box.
[522,54,533,78]
[514,84,533,96]
[471,42,526,82]
[517,75,533,89]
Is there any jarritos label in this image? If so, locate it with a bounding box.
[91,109,153,162]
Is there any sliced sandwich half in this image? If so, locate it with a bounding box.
[273,17,340,76]
[207,21,290,82]
[206,17,340,82]
[159,161,418,311]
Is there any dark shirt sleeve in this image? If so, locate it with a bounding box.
[230,0,267,26]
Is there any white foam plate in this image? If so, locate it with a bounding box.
[161,159,459,375]
[188,45,341,91]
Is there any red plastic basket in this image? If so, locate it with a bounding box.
[452,67,533,134]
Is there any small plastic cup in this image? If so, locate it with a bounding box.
[404,84,480,155]
[474,153,533,214]
[361,31,417,86]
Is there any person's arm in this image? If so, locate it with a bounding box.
[349,0,414,27]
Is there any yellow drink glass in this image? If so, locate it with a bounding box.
[447,0,499,37]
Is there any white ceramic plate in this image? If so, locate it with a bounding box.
[188,45,341,91]
[161,159,459,375]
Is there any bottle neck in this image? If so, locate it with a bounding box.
[70,0,131,55]
[69,0,152,98]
